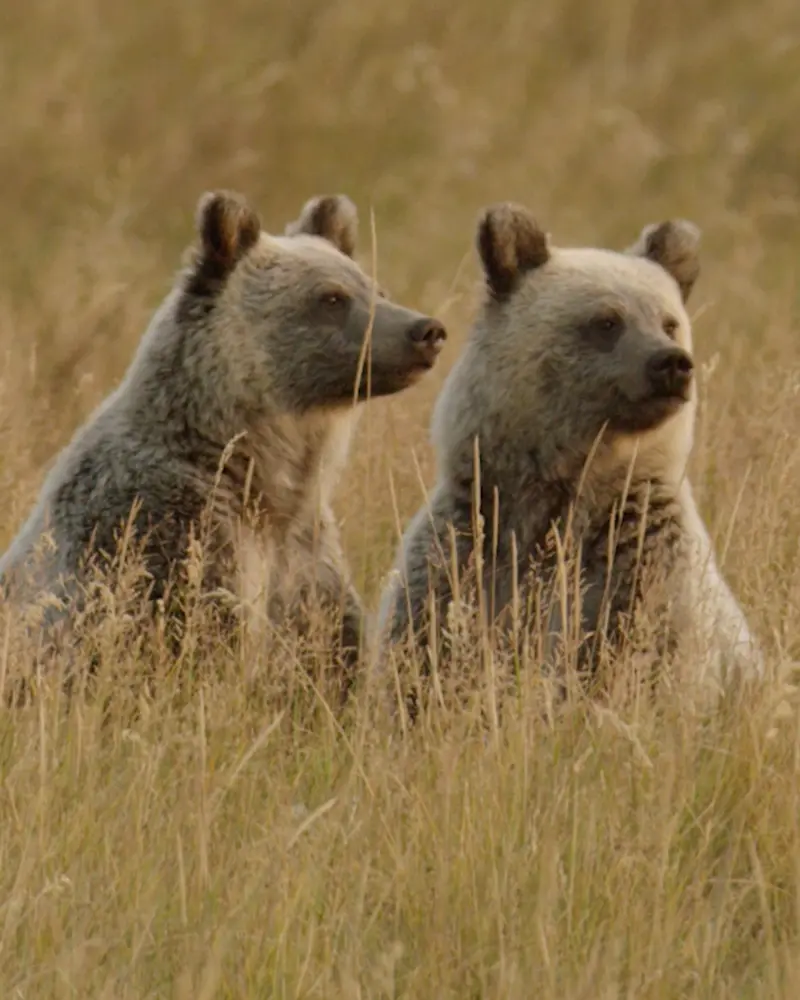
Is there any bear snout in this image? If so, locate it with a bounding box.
[646,346,694,400]
[408,317,447,368]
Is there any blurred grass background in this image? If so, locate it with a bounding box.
[2,0,800,996]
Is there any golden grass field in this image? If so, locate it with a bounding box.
[2,0,800,995]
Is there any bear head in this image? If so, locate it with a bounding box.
[179,189,447,413]
[457,201,701,484]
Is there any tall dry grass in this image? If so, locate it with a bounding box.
[2,0,800,995]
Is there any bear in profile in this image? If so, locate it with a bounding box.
[378,201,762,714]
[0,189,447,694]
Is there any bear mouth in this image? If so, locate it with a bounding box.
[402,358,438,382]
[612,392,688,434]
[352,361,434,400]
[653,379,692,404]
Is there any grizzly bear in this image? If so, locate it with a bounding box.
[378,201,761,716]
[0,189,446,696]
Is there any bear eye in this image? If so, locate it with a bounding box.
[662,316,679,338]
[319,290,350,309]
[594,313,623,334]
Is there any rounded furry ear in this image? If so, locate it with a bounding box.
[183,191,262,302]
[476,203,550,300]
[626,219,701,302]
[195,190,261,269]
[285,194,358,258]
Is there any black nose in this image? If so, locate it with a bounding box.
[646,347,694,398]
[408,317,447,366]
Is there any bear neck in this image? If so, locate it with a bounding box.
[457,436,685,561]
[122,290,349,527]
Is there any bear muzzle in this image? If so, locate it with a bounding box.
[646,346,694,402]
[407,317,447,369]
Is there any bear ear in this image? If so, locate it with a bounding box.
[477,203,550,301]
[285,194,358,258]
[195,190,262,273]
[626,219,701,302]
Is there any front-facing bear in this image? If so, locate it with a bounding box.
[1,189,446,694]
[378,201,762,714]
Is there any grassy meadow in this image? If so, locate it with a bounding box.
[2,0,800,995]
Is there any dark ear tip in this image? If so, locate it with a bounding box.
[324,194,359,236]
[476,201,550,254]
[674,219,702,249]
[475,201,550,300]
[475,207,495,248]
[668,218,702,237]
[631,217,701,302]
[477,202,524,231]
[195,188,238,211]
[195,190,223,230]
[196,190,217,212]
[647,218,702,250]
[304,193,358,223]
[478,203,501,225]
[194,188,254,230]
[308,194,338,218]
[193,188,261,261]
[287,192,359,256]
[475,203,520,253]
[321,193,357,214]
